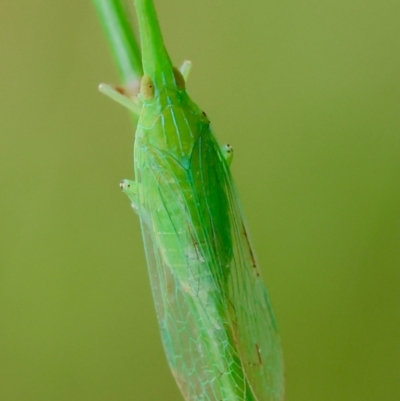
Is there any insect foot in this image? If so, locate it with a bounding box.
[221,143,234,166]
[120,179,139,212]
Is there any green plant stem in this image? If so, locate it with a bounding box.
[93,0,143,84]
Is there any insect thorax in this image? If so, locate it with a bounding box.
[136,85,209,165]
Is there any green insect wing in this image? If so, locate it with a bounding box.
[101,0,285,400]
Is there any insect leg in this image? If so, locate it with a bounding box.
[120,179,139,212]
[98,83,142,116]
[179,60,192,82]
[220,144,234,166]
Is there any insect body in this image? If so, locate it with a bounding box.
[100,1,284,400]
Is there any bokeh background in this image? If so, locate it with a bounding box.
[0,1,398,400]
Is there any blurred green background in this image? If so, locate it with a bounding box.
[0,1,398,400]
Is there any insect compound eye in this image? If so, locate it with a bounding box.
[140,75,155,100]
[173,67,186,90]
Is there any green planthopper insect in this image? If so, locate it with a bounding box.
[98,0,284,400]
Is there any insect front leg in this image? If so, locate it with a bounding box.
[120,179,139,212]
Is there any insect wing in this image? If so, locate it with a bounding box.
[134,116,284,400]
[189,132,286,401]
[221,153,285,400]
[134,133,244,400]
